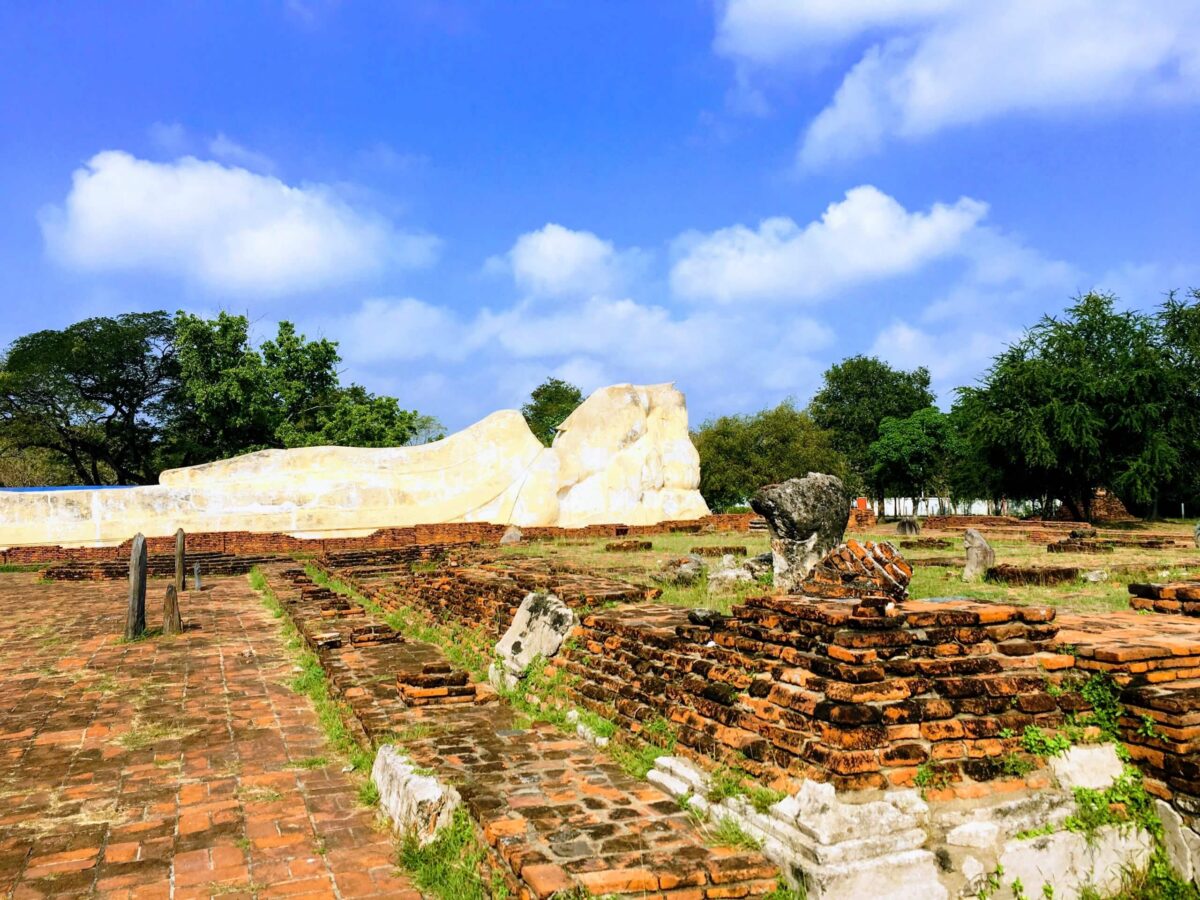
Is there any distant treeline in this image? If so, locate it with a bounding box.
[5,290,1200,522]
[690,290,1200,521]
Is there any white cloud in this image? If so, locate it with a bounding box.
[869,319,1019,400]
[491,223,643,298]
[715,0,954,65]
[716,1,1200,166]
[670,185,986,303]
[321,289,833,423]
[208,133,274,172]
[41,150,439,296]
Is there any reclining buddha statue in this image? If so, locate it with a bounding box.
[0,383,710,547]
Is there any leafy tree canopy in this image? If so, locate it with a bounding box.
[809,356,934,495]
[867,407,958,505]
[521,377,583,446]
[0,311,176,484]
[0,310,441,485]
[692,400,850,511]
[954,292,1179,519]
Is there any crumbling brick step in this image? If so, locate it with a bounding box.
[1129,580,1200,616]
[263,563,778,897]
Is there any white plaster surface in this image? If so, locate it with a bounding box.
[0,382,710,547]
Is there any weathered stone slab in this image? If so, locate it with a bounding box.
[372,744,460,844]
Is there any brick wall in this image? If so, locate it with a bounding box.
[1,513,754,566]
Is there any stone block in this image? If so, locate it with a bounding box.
[997,826,1152,900]
[1157,799,1195,883]
[489,591,575,690]
[1049,744,1124,792]
[372,745,460,845]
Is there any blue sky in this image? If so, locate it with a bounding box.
[2,1,1199,430]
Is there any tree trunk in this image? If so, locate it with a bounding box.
[162,584,183,635]
[125,534,147,640]
[174,528,185,594]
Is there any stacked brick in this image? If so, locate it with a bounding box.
[317,552,647,637]
[1121,682,1200,815]
[605,540,652,552]
[798,539,911,603]
[985,564,1080,586]
[1047,539,1114,554]
[900,538,953,550]
[846,507,878,530]
[1129,580,1200,616]
[557,594,1073,795]
[43,550,281,581]
[269,568,493,718]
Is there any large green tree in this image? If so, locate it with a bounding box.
[166,313,441,466]
[521,378,583,446]
[809,356,935,502]
[1159,288,1200,509]
[692,401,850,511]
[0,310,440,484]
[0,312,177,484]
[956,292,1178,519]
[867,407,957,510]
[165,311,275,466]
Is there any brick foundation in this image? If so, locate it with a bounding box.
[1,512,754,566]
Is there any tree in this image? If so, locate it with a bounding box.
[164,311,276,467]
[809,356,935,504]
[692,401,850,511]
[277,385,443,449]
[1,309,442,484]
[522,378,583,446]
[0,312,177,484]
[1159,288,1200,510]
[956,292,1177,520]
[867,407,956,511]
[168,313,442,463]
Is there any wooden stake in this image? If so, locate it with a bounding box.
[163,584,183,635]
[174,528,185,594]
[125,533,147,640]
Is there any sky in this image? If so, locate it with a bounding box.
[2,1,1199,430]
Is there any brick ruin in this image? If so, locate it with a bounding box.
[18,517,1200,896]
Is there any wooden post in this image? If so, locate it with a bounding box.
[125,533,147,640]
[174,528,185,594]
[162,584,183,635]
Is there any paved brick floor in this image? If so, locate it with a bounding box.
[0,573,422,900]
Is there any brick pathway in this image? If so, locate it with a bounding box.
[0,573,421,900]
[269,565,779,898]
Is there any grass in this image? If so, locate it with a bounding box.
[287,755,328,770]
[709,816,762,850]
[0,563,48,573]
[248,568,373,775]
[397,808,491,900]
[357,780,380,807]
